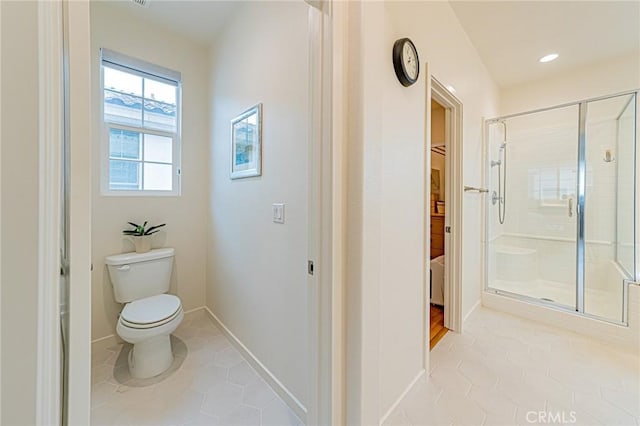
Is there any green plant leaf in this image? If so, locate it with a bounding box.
[123,220,165,237]
[144,224,166,235]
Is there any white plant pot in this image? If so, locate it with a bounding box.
[133,235,151,253]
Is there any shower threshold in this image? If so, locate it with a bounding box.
[488,279,624,324]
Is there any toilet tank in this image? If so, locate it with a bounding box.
[105,248,175,303]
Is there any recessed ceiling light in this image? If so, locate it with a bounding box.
[539,53,559,63]
[446,85,456,93]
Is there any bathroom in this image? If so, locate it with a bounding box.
[2,1,639,425]
[89,1,312,424]
[79,0,639,420]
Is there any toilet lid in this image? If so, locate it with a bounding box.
[120,294,182,327]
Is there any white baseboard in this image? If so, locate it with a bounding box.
[379,369,426,425]
[182,306,208,317]
[91,334,120,353]
[463,299,481,324]
[203,306,307,421]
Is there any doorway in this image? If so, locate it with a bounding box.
[426,75,464,355]
[41,0,335,424]
[429,99,448,349]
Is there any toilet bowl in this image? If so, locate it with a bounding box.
[116,294,184,378]
[105,248,183,379]
[430,255,445,306]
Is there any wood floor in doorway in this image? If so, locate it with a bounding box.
[430,304,448,350]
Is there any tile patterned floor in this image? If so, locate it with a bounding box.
[384,307,640,426]
[91,310,302,426]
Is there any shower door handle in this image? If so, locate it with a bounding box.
[568,198,573,218]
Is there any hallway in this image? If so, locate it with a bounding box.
[384,307,639,425]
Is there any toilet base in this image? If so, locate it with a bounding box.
[128,334,174,379]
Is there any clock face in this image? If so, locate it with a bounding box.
[403,41,418,80]
[392,38,419,87]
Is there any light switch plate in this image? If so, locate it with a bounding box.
[273,203,285,224]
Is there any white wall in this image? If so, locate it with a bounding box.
[1,1,39,423]
[500,52,640,115]
[206,1,310,410]
[344,1,500,422]
[90,2,210,341]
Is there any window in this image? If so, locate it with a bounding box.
[101,49,181,195]
[529,165,577,207]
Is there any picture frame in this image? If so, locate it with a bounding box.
[230,103,262,179]
[431,168,441,198]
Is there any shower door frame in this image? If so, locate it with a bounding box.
[483,89,639,325]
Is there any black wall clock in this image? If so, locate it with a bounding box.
[392,38,419,87]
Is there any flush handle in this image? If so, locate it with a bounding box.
[117,265,130,271]
[568,198,573,218]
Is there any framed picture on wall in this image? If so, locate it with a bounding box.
[431,168,441,198]
[230,103,262,179]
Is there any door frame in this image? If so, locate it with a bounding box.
[35,1,64,424]
[425,73,463,360]
[35,0,97,424]
[37,0,338,424]
[306,0,338,424]
[62,0,93,424]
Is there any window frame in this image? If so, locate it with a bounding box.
[100,49,182,196]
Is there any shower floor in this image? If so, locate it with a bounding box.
[490,279,623,322]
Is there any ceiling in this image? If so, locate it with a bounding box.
[106,0,244,46]
[450,1,640,88]
[104,1,639,85]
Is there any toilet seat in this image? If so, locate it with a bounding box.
[120,294,182,330]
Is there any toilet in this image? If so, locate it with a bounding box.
[105,247,183,379]
[430,255,445,306]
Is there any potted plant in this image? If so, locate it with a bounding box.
[122,221,166,253]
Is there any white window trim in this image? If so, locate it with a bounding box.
[102,48,181,83]
[100,49,182,196]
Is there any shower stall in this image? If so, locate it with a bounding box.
[485,91,638,324]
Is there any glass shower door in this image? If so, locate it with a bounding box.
[584,93,637,322]
[486,104,580,309]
